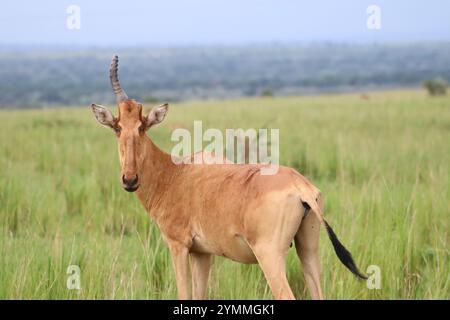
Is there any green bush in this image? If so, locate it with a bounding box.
[260,89,274,97]
[423,78,447,96]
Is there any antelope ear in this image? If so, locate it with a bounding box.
[91,103,117,129]
[144,103,169,129]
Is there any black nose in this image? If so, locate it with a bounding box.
[122,175,139,192]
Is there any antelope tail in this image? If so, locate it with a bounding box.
[302,200,368,280]
[323,220,368,280]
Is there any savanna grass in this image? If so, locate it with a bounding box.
[0,89,448,299]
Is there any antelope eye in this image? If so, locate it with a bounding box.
[138,124,146,133]
[114,126,121,135]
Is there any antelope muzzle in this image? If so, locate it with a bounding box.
[122,174,139,192]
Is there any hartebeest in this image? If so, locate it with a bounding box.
[90,55,367,300]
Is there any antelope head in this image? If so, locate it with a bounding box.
[91,55,169,192]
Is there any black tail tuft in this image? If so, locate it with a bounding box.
[324,220,368,280]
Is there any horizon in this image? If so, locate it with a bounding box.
[1,40,449,52]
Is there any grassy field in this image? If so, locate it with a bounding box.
[0,89,449,299]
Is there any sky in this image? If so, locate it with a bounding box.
[0,0,449,47]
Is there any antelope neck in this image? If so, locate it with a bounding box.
[135,135,178,216]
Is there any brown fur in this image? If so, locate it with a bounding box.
[93,99,326,299]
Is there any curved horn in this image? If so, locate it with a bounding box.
[110,55,128,103]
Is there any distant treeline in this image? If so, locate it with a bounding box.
[1,43,449,108]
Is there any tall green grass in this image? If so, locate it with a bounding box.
[0,89,448,299]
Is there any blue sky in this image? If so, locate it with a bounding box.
[0,0,449,46]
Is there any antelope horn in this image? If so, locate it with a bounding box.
[110,55,128,103]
